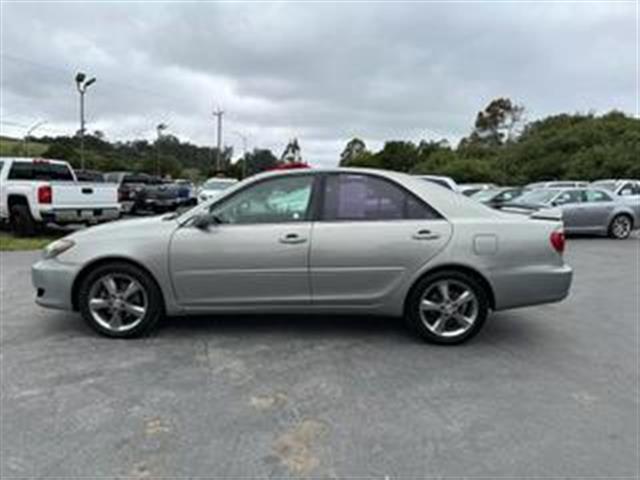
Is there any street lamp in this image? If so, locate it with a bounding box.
[156,123,168,176]
[232,131,249,178]
[75,72,97,170]
[23,120,47,156]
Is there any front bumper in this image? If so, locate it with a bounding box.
[491,264,573,311]
[31,258,80,310]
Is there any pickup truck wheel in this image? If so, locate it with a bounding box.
[10,204,38,237]
[406,270,488,345]
[78,262,163,338]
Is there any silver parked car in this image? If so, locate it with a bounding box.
[505,187,638,239]
[32,168,572,344]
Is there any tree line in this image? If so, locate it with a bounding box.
[341,98,640,184]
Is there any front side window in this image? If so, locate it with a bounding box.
[554,190,585,206]
[322,174,440,221]
[585,190,612,203]
[211,175,314,224]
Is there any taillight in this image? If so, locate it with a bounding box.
[38,185,52,204]
[550,230,565,253]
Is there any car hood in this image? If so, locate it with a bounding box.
[67,215,177,242]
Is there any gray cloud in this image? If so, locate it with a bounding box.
[1,1,636,166]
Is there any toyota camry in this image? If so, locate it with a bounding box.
[32,168,572,344]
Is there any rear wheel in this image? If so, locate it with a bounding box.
[609,214,632,239]
[406,270,489,345]
[10,203,38,237]
[78,262,163,338]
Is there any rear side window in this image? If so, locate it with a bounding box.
[8,161,74,181]
[0,161,4,173]
[322,174,441,221]
[585,190,612,202]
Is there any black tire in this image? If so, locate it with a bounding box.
[405,270,489,345]
[608,214,633,239]
[10,203,38,237]
[77,262,163,338]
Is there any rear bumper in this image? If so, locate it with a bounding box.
[491,264,573,310]
[41,207,120,224]
[32,258,80,311]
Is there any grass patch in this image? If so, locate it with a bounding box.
[0,232,58,251]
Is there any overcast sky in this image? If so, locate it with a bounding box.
[1,1,637,166]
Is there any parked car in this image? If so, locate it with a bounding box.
[175,179,197,206]
[470,187,527,208]
[0,157,120,236]
[33,168,572,344]
[526,180,589,189]
[104,171,151,214]
[75,169,105,182]
[415,175,459,191]
[197,177,238,203]
[502,187,638,239]
[138,177,182,213]
[590,179,640,218]
[459,183,497,197]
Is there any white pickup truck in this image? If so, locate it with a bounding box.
[0,157,120,236]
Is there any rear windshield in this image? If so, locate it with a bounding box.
[8,161,74,181]
[591,181,617,192]
[515,189,559,205]
[471,189,500,201]
[123,174,150,184]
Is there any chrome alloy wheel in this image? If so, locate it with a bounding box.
[419,279,479,338]
[611,216,632,239]
[87,274,148,333]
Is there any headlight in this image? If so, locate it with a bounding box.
[43,239,75,259]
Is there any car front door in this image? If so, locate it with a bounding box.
[169,174,316,308]
[309,173,452,307]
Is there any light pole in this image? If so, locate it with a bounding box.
[75,72,96,170]
[156,123,168,176]
[212,108,224,172]
[23,120,47,156]
[232,131,249,178]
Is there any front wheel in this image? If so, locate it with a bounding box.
[609,214,632,239]
[78,262,163,338]
[405,271,489,345]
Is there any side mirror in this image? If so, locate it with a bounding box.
[192,213,212,230]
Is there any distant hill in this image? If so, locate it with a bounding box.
[0,136,49,157]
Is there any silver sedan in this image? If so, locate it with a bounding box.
[505,187,638,239]
[32,168,572,344]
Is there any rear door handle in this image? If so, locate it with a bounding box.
[412,229,441,240]
[279,233,307,244]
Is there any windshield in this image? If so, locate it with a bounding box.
[471,189,500,201]
[203,180,235,191]
[515,189,559,205]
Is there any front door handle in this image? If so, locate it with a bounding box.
[412,229,441,240]
[279,233,307,244]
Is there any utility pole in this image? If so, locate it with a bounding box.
[233,131,249,178]
[212,108,224,172]
[23,120,47,156]
[74,72,96,170]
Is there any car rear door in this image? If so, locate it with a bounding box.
[582,189,617,232]
[553,189,587,231]
[170,173,316,307]
[309,173,452,307]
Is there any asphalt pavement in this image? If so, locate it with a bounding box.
[1,237,638,478]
